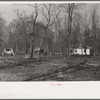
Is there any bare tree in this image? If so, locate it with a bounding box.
[26,4,42,58]
[61,3,75,56]
[53,4,62,55]
[0,15,6,52]
[40,4,55,56]
[90,5,99,56]
[60,3,85,56]
[14,9,30,53]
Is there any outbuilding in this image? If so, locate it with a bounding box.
[71,46,93,56]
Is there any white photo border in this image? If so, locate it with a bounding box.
[0,1,100,99]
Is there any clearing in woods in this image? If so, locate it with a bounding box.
[0,55,100,81]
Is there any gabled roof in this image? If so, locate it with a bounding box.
[72,46,92,49]
[86,46,92,49]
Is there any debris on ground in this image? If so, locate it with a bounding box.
[0,55,99,81]
[58,72,63,78]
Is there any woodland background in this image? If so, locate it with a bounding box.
[0,3,99,58]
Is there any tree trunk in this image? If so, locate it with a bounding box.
[30,37,34,59]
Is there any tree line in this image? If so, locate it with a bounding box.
[0,3,100,58]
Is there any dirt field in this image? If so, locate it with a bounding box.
[0,55,100,81]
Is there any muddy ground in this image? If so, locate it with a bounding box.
[0,55,100,81]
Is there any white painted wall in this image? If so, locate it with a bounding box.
[72,48,90,55]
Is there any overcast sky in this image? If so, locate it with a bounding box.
[0,3,98,24]
[0,3,35,24]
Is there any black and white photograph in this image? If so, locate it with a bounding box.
[0,2,99,81]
